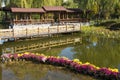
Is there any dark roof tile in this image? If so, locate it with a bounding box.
[42,6,66,12]
[11,8,45,13]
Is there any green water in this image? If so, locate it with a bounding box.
[1,33,120,80]
[1,62,96,80]
[33,35,120,69]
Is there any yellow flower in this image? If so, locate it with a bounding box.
[18,54,21,57]
[102,32,104,34]
[62,57,68,60]
[77,61,82,64]
[96,67,100,70]
[36,53,39,55]
[24,52,29,55]
[112,69,119,72]
[20,54,23,56]
[73,59,79,62]
[90,64,96,68]
[85,62,90,65]
[41,54,45,56]
[47,56,50,58]
[57,56,60,58]
[109,68,119,72]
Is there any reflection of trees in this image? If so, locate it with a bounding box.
[3,62,96,80]
[74,36,120,68]
[32,47,64,56]
[0,45,2,55]
[0,64,2,80]
[4,62,48,80]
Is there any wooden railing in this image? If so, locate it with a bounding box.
[0,24,81,40]
[59,18,89,23]
[13,19,54,24]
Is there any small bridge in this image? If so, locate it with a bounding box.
[0,24,81,43]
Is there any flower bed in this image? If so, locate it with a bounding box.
[1,52,120,80]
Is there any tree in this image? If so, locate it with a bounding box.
[113,0,120,18]
[1,0,120,20]
[62,0,77,8]
[74,0,120,19]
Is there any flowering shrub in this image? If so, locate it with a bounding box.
[1,52,120,80]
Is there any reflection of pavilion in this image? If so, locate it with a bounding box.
[2,35,82,54]
[0,6,90,25]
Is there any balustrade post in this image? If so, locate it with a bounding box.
[48,27,50,34]
[80,23,81,31]
[73,24,75,31]
[66,24,67,31]
[12,29,14,37]
[38,27,39,35]
[57,25,59,33]
[26,28,27,37]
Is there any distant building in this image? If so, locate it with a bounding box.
[0,6,90,25]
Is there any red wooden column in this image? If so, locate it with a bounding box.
[59,12,60,21]
[5,12,8,19]
[44,13,46,23]
[67,13,68,19]
[63,13,64,19]
[51,12,54,22]
[15,13,18,24]
[30,13,32,24]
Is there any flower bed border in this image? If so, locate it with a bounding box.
[1,52,120,80]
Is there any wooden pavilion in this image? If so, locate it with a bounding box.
[0,6,90,25]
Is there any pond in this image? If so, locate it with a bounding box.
[1,33,120,80]
[1,62,96,80]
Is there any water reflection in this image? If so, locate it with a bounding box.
[2,69,18,80]
[74,36,120,69]
[2,62,96,80]
[59,47,75,60]
[1,33,120,80]
[1,34,82,54]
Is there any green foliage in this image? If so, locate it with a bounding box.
[109,23,120,30]
[62,0,77,8]
[1,0,120,20]
[81,26,120,38]
[74,0,120,19]
[98,21,117,28]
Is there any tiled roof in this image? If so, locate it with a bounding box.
[0,6,87,13]
[11,8,45,13]
[42,6,66,12]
